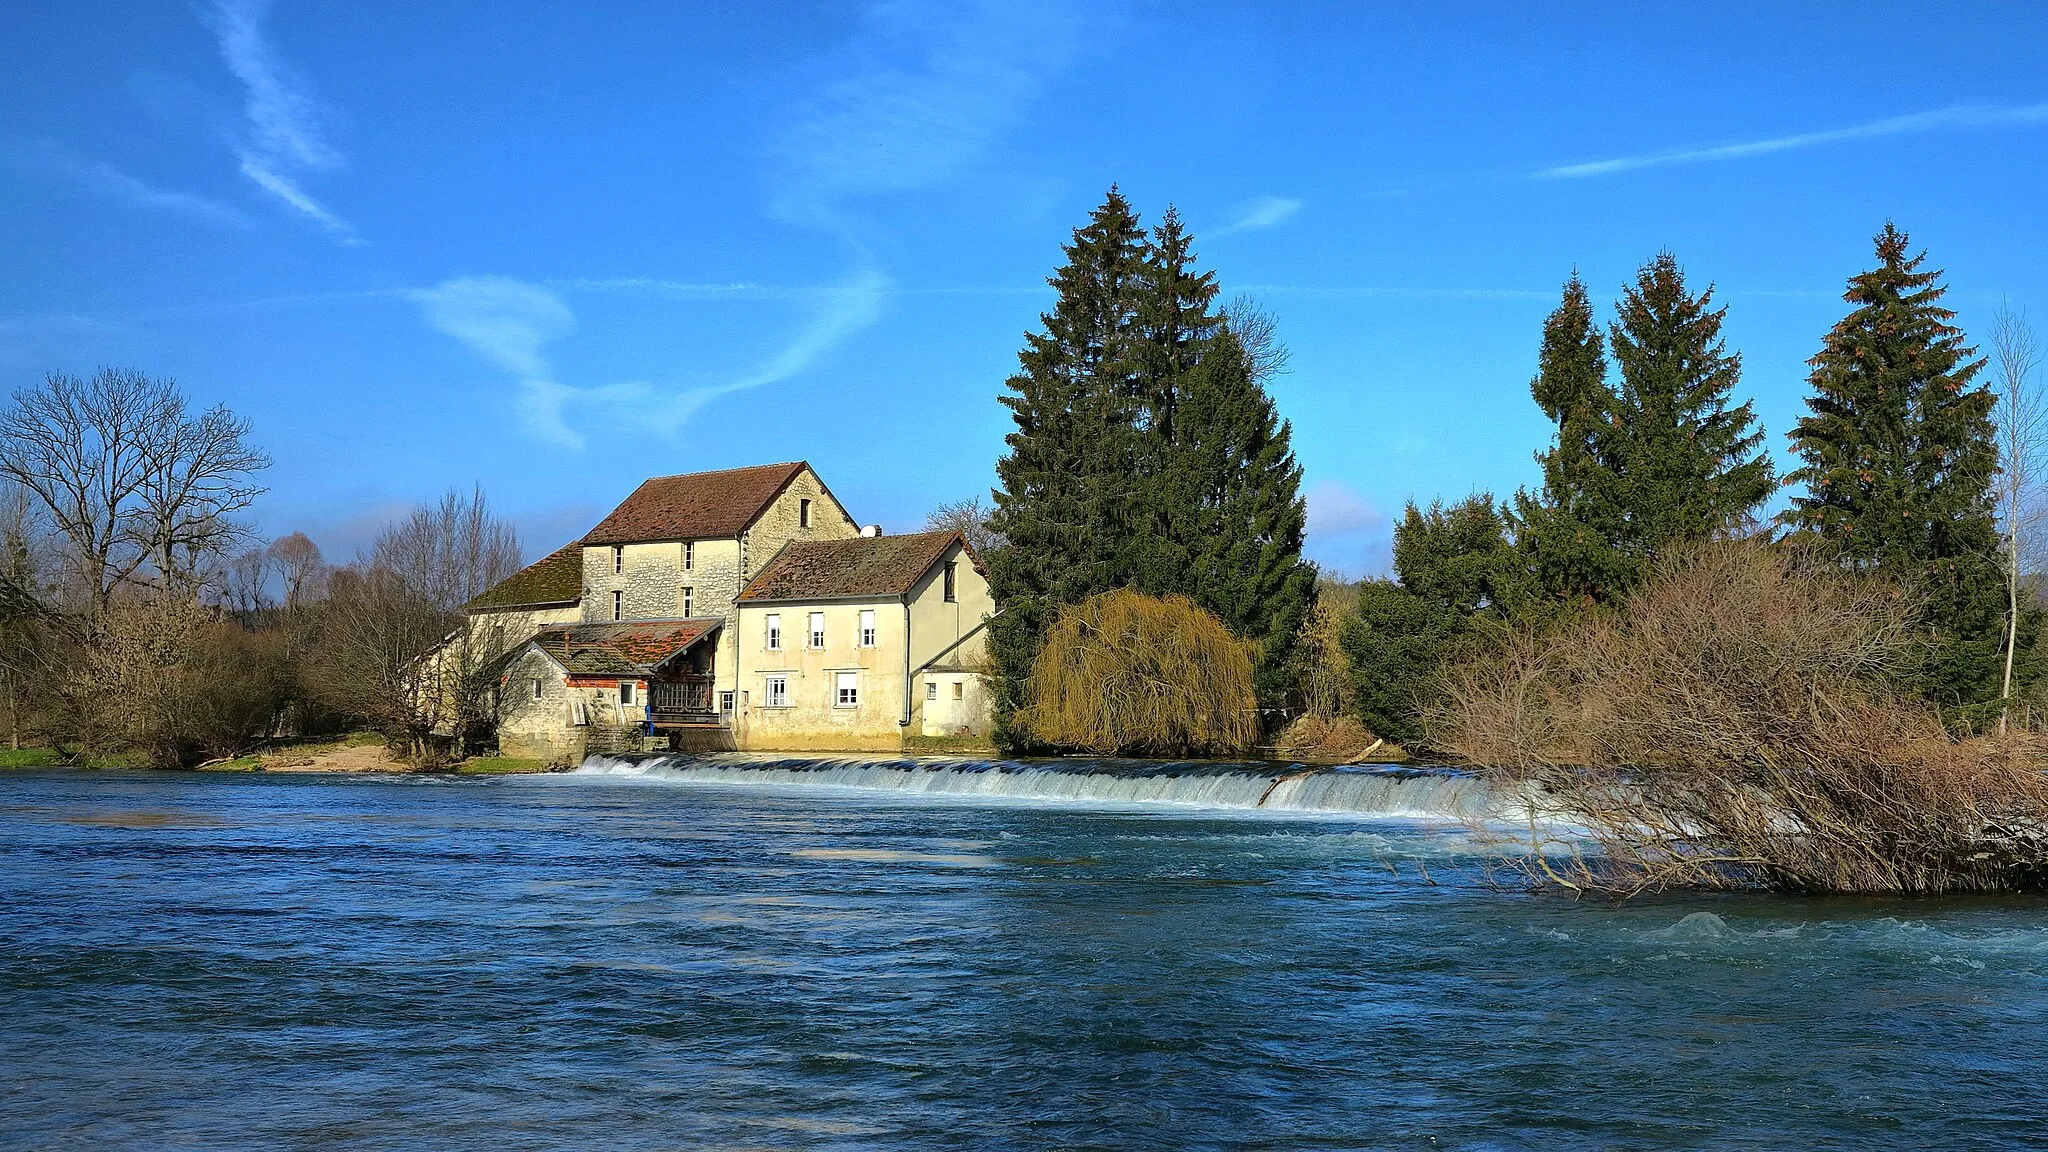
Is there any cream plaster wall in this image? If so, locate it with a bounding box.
[731,539,996,750]
[733,597,907,750]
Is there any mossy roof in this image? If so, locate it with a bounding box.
[530,619,721,676]
[738,530,973,603]
[466,542,584,611]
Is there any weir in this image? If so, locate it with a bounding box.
[576,753,1534,821]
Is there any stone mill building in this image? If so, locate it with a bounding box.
[459,462,994,762]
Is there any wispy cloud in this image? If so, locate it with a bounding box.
[423,1,1073,447]
[7,141,248,225]
[1211,196,1302,238]
[1540,101,2048,180]
[771,0,1079,227]
[413,270,890,448]
[206,0,359,242]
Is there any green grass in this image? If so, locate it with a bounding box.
[901,734,1000,756]
[455,756,554,775]
[0,748,152,769]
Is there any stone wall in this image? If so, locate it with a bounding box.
[496,646,584,764]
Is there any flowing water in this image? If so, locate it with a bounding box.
[3,756,2047,1150]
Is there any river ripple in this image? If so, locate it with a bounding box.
[3,767,2046,1150]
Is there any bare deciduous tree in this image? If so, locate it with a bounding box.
[0,369,269,616]
[0,481,62,749]
[266,531,329,608]
[302,489,522,765]
[1992,305,2045,733]
[215,547,275,615]
[1221,294,1291,386]
[372,486,523,612]
[922,496,1003,556]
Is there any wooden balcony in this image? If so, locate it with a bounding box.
[648,676,724,727]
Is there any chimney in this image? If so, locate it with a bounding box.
[860,524,883,537]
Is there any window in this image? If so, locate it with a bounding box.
[619,681,635,706]
[799,498,812,528]
[612,590,623,621]
[680,586,693,617]
[765,614,781,651]
[926,681,937,701]
[612,545,624,574]
[808,611,825,649]
[859,609,876,647]
[719,690,735,713]
[943,561,957,602]
[835,671,858,707]
[952,680,964,701]
[765,674,788,708]
[532,678,543,700]
[683,541,694,571]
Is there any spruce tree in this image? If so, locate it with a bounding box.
[1161,325,1317,710]
[1340,495,1522,747]
[1606,253,1775,555]
[1784,222,2015,720]
[986,190,1150,742]
[1123,207,1223,592]
[1512,274,1633,609]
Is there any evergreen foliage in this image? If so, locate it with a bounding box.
[1339,496,1520,747]
[1159,325,1318,709]
[1784,223,2023,722]
[989,190,1316,747]
[1605,253,1776,554]
[986,190,1149,744]
[1512,275,1632,610]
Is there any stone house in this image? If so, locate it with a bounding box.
[466,461,994,761]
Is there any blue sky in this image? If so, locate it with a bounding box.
[4,2,2046,576]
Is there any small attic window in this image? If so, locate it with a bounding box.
[799,498,812,528]
[612,545,624,574]
[944,561,957,603]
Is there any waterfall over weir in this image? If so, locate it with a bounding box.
[576,753,1529,821]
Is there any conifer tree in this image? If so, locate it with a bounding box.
[1160,325,1317,709]
[986,190,1150,741]
[1122,207,1222,592]
[1340,495,1522,746]
[1513,274,1633,609]
[1606,253,1775,555]
[1784,223,2016,720]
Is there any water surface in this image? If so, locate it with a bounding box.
[3,764,2045,1150]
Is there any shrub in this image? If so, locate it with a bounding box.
[84,595,292,767]
[1434,539,2048,895]
[1016,588,1258,756]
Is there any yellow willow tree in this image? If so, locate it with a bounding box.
[1017,588,1258,757]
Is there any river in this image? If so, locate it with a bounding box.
[3,757,2046,1150]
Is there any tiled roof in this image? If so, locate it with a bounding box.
[530,619,720,676]
[738,530,967,603]
[466,541,584,610]
[581,462,809,545]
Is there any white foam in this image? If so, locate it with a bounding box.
[572,753,1539,822]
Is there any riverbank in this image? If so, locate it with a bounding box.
[0,737,560,776]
